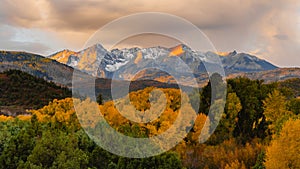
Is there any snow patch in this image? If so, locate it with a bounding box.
[105,61,129,72]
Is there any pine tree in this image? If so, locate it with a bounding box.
[96,93,103,105]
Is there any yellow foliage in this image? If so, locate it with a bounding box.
[265,119,300,168]
[16,115,32,121]
[0,115,13,121]
[145,124,158,136]
[263,89,293,134]
[224,160,246,169]
[74,98,103,128]
[99,87,197,141]
[100,101,128,128]
[30,98,80,127]
[191,113,208,143]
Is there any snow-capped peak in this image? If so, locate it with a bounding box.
[49,43,278,78]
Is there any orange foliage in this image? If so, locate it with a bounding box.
[99,87,197,140]
[180,138,264,169]
[100,101,128,128]
[191,113,209,143]
[16,115,32,121]
[0,115,13,121]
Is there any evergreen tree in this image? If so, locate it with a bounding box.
[96,93,103,105]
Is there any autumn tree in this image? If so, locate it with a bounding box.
[208,92,242,144]
[224,92,242,136]
[265,119,300,168]
[227,77,276,143]
[263,89,293,135]
[189,113,209,144]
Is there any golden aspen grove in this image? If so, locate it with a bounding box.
[1,70,300,168]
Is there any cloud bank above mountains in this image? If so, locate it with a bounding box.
[0,0,299,66]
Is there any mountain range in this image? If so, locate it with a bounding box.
[49,44,278,78]
[0,44,299,89]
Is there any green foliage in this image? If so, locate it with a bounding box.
[208,92,242,144]
[278,78,300,98]
[263,89,293,135]
[288,98,300,115]
[227,77,276,143]
[26,130,88,168]
[113,152,183,169]
[1,75,300,169]
[96,93,103,105]
[199,73,226,115]
[252,151,266,169]
[0,120,35,169]
[0,98,185,169]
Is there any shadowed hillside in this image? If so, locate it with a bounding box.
[0,70,72,116]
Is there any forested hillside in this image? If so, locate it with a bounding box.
[0,70,71,115]
[0,75,300,168]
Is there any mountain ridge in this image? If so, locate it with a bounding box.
[1,44,298,89]
[48,43,278,84]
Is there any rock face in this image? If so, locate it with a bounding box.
[49,44,278,80]
[220,51,278,73]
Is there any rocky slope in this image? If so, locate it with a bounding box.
[49,44,278,81]
[0,51,74,87]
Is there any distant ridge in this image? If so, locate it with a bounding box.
[0,51,75,87]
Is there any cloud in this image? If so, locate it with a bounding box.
[0,40,51,54]
[0,0,42,27]
[251,0,300,66]
[0,0,273,31]
[0,24,66,55]
[273,34,289,41]
[0,0,299,66]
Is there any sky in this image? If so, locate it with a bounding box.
[0,0,299,67]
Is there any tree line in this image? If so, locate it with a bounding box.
[0,74,300,168]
